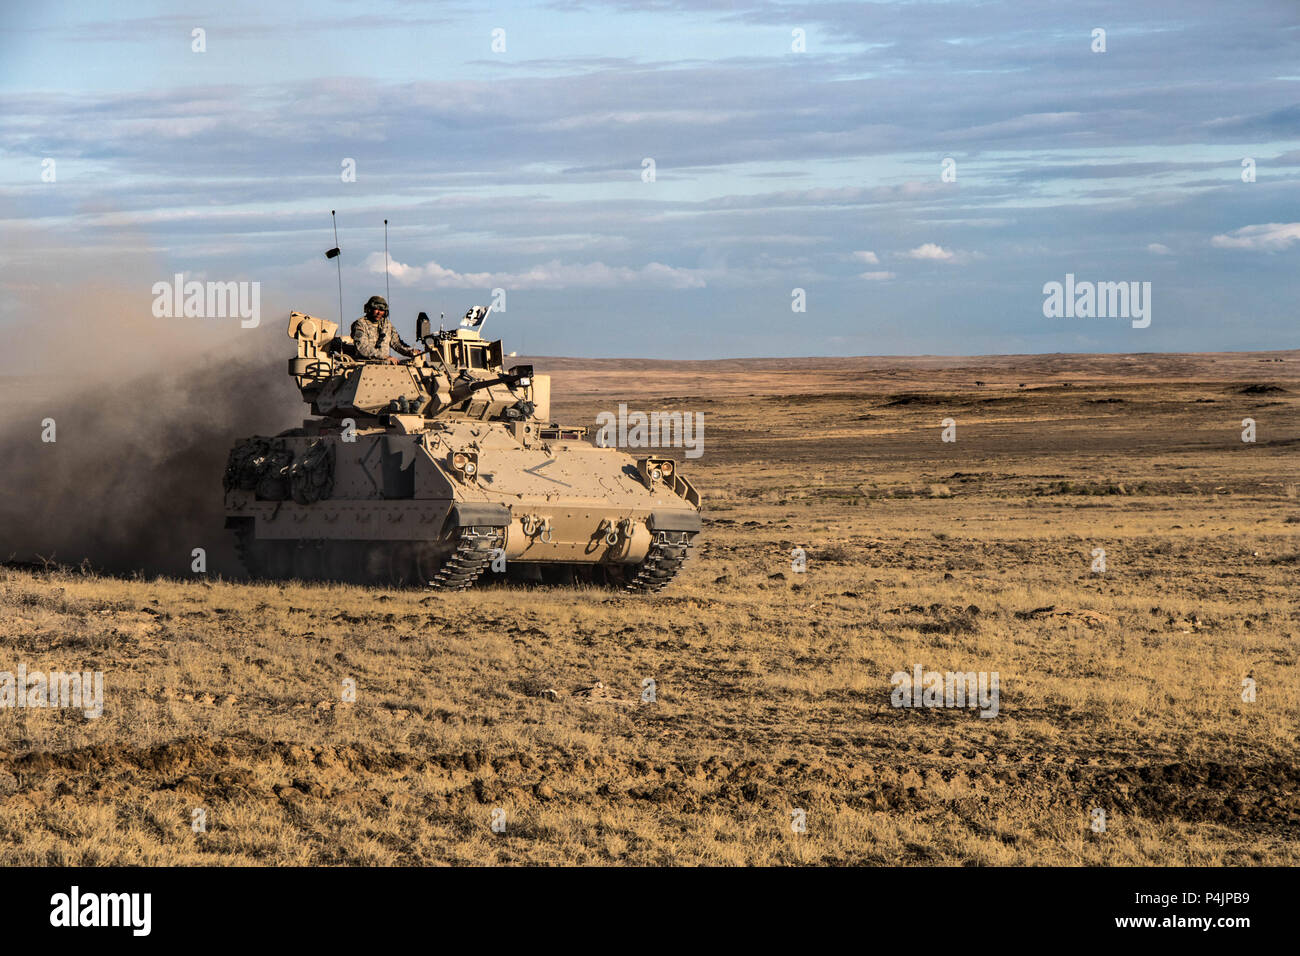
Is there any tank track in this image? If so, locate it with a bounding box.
[234,523,258,575]
[427,526,505,591]
[234,522,288,580]
[233,522,691,592]
[622,530,694,593]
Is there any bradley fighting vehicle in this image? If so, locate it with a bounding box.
[223,308,701,591]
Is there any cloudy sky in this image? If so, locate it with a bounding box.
[2,0,1298,358]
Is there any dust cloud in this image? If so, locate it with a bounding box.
[0,281,302,577]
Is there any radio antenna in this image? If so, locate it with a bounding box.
[326,210,343,326]
[384,218,391,311]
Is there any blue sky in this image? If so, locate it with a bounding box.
[2,0,1298,358]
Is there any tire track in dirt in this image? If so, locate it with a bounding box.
[3,736,1296,829]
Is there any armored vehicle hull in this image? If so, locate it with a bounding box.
[224,311,701,591]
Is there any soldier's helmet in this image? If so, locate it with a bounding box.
[364,295,388,316]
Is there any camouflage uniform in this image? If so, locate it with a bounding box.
[351,295,418,360]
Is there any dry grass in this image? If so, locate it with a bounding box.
[1,360,1297,865]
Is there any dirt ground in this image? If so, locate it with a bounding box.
[1,349,1297,864]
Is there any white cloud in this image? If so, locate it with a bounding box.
[859,270,895,281]
[903,242,956,261]
[366,252,709,289]
[1210,223,1300,251]
[1147,243,1173,255]
[852,250,879,264]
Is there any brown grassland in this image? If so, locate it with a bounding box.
[1,350,1297,865]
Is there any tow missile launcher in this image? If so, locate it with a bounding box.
[223,309,701,590]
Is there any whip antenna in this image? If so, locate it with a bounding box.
[325,210,343,326]
[384,218,391,311]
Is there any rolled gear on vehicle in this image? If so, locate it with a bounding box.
[223,436,296,500]
[290,438,335,504]
[223,437,272,492]
[254,439,294,501]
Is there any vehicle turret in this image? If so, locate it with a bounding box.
[287,310,549,428]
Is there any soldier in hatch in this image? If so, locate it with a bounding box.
[351,295,421,363]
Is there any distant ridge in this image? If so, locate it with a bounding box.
[523,349,1300,399]
[519,348,1300,373]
